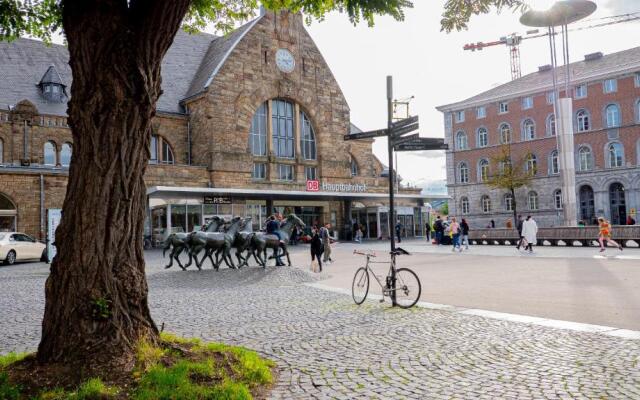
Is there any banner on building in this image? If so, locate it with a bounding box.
[47,208,62,264]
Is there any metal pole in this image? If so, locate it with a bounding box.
[387,76,397,307]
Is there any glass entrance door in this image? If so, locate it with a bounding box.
[579,185,595,225]
[609,183,626,225]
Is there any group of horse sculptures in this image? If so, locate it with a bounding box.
[162,214,306,270]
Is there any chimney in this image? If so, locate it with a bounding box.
[584,52,603,61]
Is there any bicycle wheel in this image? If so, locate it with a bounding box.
[394,268,421,308]
[352,267,369,305]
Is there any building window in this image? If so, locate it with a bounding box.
[272,99,295,158]
[60,143,72,167]
[150,134,174,165]
[249,102,267,156]
[603,79,617,93]
[277,164,294,181]
[455,110,465,123]
[522,119,535,140]
[636,99,640,123]
[578,146,593,171]
[546,114,556,136]
[528,191,539,211]
[461,197,469,214]
[525,154,537,175]
[605,104,621,128]
[476,106,486,119]
[554,189,562,210]
[300,111,316,160]
[546,91,555,105]
[499,123,511,144]
[477,127,488,148]
[44,141,57,165]
[499,102,508,114]
[478,159,489,182]
[305,166,317,181]
[499,157,512,174]
[522,96,533,110]
[574,84,587,99]
[252,163,266,180]
[456,131,468,150]
[576,109,590,132]
[607,142,623,168]
[481,195,491,213]
[458,162,469,183]
[504,193,514,212]
[549,150,559,175]
[0,138,3,163]
[635,72,640,87]
[350,156,358,177]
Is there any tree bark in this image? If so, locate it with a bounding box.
[37,0,190,374]
[511,187,517,226]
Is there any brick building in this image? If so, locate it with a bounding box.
[437,48,640,228]
[0,10,434,244]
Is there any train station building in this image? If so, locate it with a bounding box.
[0,10,441,243]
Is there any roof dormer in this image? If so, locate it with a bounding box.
[38,65,67,103]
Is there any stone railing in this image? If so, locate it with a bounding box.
[468,226,640,247]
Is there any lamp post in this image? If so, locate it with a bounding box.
[520,0,596,227]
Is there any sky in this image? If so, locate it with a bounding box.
[305,0,640,188]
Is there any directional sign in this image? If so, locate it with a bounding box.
[394,142,448,152]
[391,115,418,130]
[343,128,388,141]
[392,133,419,146]
[390,122,419,138]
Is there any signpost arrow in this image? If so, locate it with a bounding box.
[391,115,418,130]
[389,122,419,138]
[392,133,419,146]
[343,128,388,141]
[394,142,449,152]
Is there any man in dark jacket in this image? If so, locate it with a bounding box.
[266,215,284,265]
[310,228,324,272]
[516,215,524,250]
[434,216,443,245]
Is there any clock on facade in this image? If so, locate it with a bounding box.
[275,48,295,73]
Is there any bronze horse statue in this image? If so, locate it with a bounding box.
[251,214,305,267]
[232,217,259,268]
[191,216,244,270]
[182,216,225,269]
[163,216,224,270]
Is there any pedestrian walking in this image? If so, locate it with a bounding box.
[598,217,623,252]
[355,224,363,243]
[521,215,538,253]
[516,215,527,250]
[321,223,333,263]
[450,217,461,252]
[310,227,324,272]
[490,219,495,228]
[434,216,443,245]
[395,221,403,243]
[425,219,431,242]
[460,218,470,250]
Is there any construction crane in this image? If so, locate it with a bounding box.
[463,12,640,81]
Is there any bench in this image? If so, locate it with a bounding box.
[468,226,640,247]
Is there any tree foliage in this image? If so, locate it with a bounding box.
[441,0,526,32]
[486,144,534,222]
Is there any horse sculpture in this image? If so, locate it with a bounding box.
[232,217,257,268]
[251,214,305,267]
[164,216,224,270]
[182,216,225,269]
[191,216,244,270]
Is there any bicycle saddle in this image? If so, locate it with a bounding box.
[390,247,411,256]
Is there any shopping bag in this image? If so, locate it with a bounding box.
[310,259,319,273]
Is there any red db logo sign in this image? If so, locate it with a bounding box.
[306,180,319,192]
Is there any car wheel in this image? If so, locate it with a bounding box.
[40,249,48,262]
[5,250,16,266]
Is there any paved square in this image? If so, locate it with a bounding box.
[1,251,639,399]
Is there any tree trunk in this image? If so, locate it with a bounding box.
[511,187,518,226]
[37,0,190,374]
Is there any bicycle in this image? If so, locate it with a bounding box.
[352,248,422,308]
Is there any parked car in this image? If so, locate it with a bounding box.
[0,232,47,265]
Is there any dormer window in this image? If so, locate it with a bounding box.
[38,65,67,103]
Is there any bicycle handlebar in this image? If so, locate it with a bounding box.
[353,250,376,257]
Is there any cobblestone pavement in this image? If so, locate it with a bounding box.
[1,251,639,399]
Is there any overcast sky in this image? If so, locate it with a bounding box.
[306,0,640,186]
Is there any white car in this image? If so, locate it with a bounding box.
[0,232,47,265]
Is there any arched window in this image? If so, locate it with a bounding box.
[249,102,267,156]
[546,114,556,137]
[272,99,295,158]
[350,156,359,177]
[525,154,537,175]
[44,141,57,165]
[607,142,623,168]
[499,157,512,174]
[460,197,469,214]
[504,193,514,212]
[477,128,488,148]
[578,146,593,171]
[458,162,469,183]
[528,191,539,211]
[605,104,621,128]
[456,131,468,150]
[150,134,174,165]
[499,123,511,144]
[0,192,17,232]
[481,195,491,213]
[549,150,559,175]
[554,189,562,210]
[60,143,72,167]
[300,111,316,160]
[522,119,535,140]
[478,159,489,182]
[576,109,590,132]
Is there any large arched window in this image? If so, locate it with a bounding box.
[522,119,535,140]
[44,141,57,165]
[607,142,623,168]
[576,109,590,132]
[0,192,17,232]
[478,159,489,182]
[60,143,72,167]
[458,162,469,183]
[456,131,468,150]
[150,134,174,165]
[578,146,593,171]
[549,150,559,175]
[499,123,511,144]
[546,114,556,137]
[528,191,539,211]
[605,104,621,128]
[477,128,488,148]
[460,197,469,214]
[300,111,316,160]
[272,99,294,158]
[249,102,267,156]
[525,154,537,175]
[481,195,491,213]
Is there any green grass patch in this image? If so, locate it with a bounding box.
[0,353,29,369]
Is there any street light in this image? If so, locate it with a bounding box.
[520,0,597,227]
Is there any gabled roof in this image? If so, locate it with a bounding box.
[437,46,640,112]
[39,65,65,86]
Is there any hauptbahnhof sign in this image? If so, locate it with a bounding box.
[306,180,368,193]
